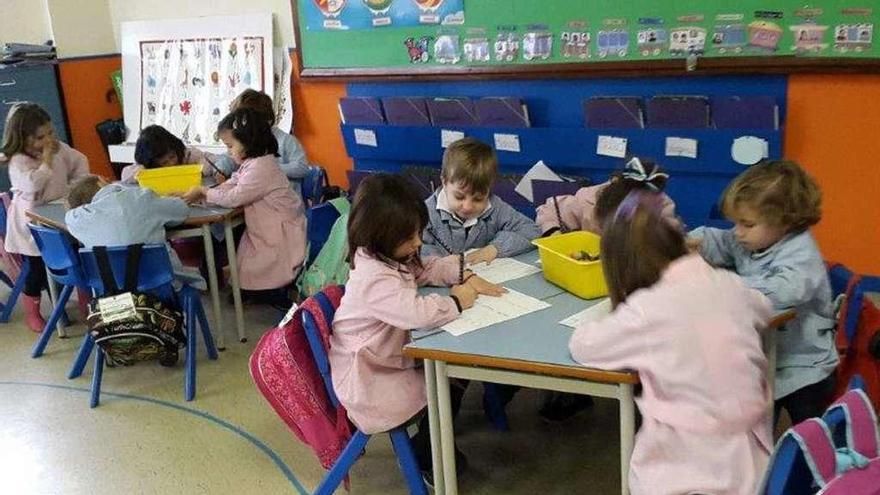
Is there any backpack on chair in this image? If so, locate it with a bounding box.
[761,381,880,494]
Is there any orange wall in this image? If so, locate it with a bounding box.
[785,75,880,274]
[57,56,122,178]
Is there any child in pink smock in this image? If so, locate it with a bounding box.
[2,103,89,332]
[569,191,775,495]
[182,108,306,306]
[329,174,504,480]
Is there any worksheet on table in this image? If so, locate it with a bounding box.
[468,257,541,284]
[442,288,550,336]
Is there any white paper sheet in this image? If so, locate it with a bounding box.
[441,129,465,148]
[665,137,698,158]
[354,128,378,147]
[513,160,563,202]
[597,135,628,158]
[559,298,612,328]
[442,289,551,336]
[469,257,541,284]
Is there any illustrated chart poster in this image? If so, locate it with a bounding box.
[305,0,465,30]
[140,37,265,146]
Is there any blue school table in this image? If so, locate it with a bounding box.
[26,202,245,349]
[404,250,794,495]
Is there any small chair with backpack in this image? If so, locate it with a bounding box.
[761,375,880,494]
[72,244,218,407]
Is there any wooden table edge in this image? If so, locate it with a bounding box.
[25,209,66,230]
[403,347,640,384]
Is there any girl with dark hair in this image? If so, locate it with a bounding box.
[120,125,220,183]
[329,174,504,479]
[180,108,305,306]
[569,191,775,495]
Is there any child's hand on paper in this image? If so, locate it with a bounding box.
[466,245,498,265]
[466,275,507,297]
[450,283,477,310]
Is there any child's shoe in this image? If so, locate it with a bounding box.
[21,295,47,333]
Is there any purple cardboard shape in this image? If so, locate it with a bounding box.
[712,96,778,129]
[426,97,478,126]
[646,96,710,129]
[584,97,645,129]
[475,97,530,128]
[338,97,385,125]
[382,97,431,126]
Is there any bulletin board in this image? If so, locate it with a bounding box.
[294,0,880,78]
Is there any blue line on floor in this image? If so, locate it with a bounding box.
[0,381,308,495]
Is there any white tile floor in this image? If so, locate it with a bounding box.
[0,293,623,494]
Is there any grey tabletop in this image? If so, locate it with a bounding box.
[408,249,606,370]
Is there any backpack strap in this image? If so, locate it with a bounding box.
[93,246,120,295]
[826,389,880,458]
[788,418,838,488]
[123,244,143,293]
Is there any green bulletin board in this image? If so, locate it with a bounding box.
[295,0,879,77]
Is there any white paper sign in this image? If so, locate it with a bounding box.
[442,289,551,336]
[494,133,521,153]
[441,129,465,148]
[731,136,769,165]
[354,128,378,147]
[665,137,698,158]
[597,135,628,158]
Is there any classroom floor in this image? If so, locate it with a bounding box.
[1,291,625,495]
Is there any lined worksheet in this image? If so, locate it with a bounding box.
[442,289,550,336]
[468,257,542,284]
[559,298,612,328]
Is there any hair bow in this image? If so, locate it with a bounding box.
[620,157,669,191]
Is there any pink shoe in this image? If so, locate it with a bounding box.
[21,295,47,333]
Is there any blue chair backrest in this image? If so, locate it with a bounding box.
[0,193,9,239]
[306,202,342,267]
[78,244,176,302]
[531,179,583,207]
[829,264,854,301]
[302,165,326,206]
[28,224,86,287]
[346,170,374,197]
[301,287,344,409]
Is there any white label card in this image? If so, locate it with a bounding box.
[494,133,521,152]
[97,292,137,324]
[597,135,628,158]
[354,128,378,147]
[441,129,465,148]
[665,137,698,158]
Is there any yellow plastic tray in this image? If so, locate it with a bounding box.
[136,164,202,195]
[532,231,608,299]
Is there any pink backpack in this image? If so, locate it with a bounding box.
[249,285,352,470]
[761,387,880,494]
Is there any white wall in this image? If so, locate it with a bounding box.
[0,0,53,47]
[47,0,117,57]
[107,0,294,49]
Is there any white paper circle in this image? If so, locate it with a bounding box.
[731,136,769,165]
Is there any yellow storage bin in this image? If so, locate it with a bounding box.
[136,164,202,196]
[532,231,608,299]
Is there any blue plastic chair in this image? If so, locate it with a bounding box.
[0,196,29,323]
[305,202,342,268]
[27,224,89,358]
[301,288,428,495]
[72,244,218,407]
[302,165,327,207]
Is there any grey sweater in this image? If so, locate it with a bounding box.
[421,190,541,258]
